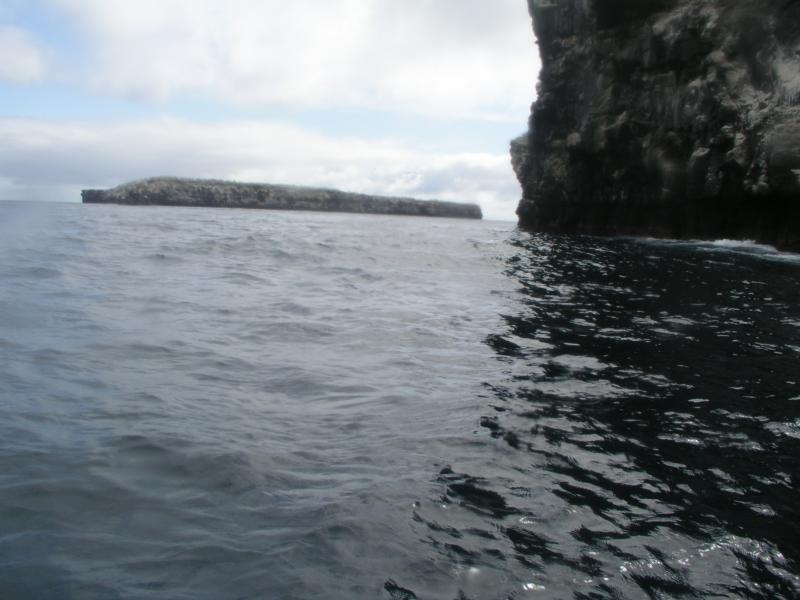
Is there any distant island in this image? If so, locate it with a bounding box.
[82,177,483,220]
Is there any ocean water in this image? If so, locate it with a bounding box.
[1,201,799,599]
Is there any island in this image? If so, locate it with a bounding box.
[513,0,800,250]
[82,177,483,220]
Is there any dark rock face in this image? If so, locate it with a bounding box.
[513,0,800,250]
[82,178,482,220]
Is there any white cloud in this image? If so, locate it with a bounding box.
[0,117,521,220]
[0,26,47,83]
[0,3,537,220]
[46,0,538,120]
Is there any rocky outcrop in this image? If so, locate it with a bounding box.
[513,0,800,250]
[82,177,482,220]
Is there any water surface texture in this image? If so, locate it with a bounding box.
[1,202,799,599]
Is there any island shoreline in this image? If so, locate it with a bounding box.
[82,177,483,220]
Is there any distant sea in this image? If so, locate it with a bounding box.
[1,201,799,599]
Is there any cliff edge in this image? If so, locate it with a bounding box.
[82,177,482,220]
[513,0,800,250]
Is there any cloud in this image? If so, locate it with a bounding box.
[46,0,538,120]
[0,3,537,220]
[0,117,522,220]
[0,26,47,83]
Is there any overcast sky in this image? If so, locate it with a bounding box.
[0,0,539,220]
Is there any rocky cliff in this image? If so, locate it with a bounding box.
[82,178,483,220]
[513,0,800,250]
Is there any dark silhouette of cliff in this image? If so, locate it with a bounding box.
[513,0,800,250]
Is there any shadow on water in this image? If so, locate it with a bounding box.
[402,232,800,600]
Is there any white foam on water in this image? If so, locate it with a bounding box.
[704,240,800,264]
[638,236,800,263]
[709,238,771,250]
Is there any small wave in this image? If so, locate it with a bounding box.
[703,240,800,263]
[640,236,800,262]
[16,266,62,279]
[144,252,184,263]
[0,337,23,350]
[218,270,268,285]
[328,266,383,282]
[2,205,799,599]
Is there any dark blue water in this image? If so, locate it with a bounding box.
[1,202,799,599]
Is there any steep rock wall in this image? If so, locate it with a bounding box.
[513,0,800,250]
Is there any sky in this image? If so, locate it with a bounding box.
[0,0,539,221]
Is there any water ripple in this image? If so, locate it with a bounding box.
[1,204,799,599]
